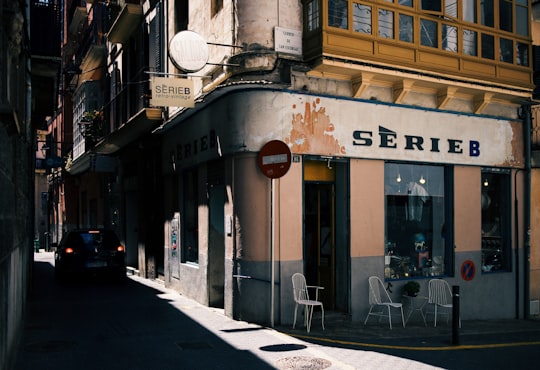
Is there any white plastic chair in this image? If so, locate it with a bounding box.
[427,279,461,327]
[364,276,405,329]
[292,273,325,332]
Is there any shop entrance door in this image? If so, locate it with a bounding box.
[304,182,336,309]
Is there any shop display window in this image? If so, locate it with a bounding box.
[182,169,199,264]
[481,169,511,272]
[384,163,451,280]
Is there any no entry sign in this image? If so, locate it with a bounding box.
[257,140,292,179]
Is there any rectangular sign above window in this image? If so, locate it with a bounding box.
[150,77,194,108]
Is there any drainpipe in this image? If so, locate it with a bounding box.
[523,103,532,319]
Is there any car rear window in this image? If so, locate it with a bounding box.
[65,231,120,249]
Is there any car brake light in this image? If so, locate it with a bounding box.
[65,247,74,254]
[117,245,125,252]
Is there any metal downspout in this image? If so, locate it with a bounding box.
[523,104,532,319]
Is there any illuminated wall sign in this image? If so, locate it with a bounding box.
[274,26,302,56]
[151,77,194,108]
[169,30,209,73]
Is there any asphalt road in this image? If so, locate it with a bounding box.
[14,254,276,370]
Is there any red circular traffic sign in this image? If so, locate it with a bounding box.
[257,140,292,179]
[460,260,476,281]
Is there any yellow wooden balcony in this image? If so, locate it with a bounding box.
[302,0,533,103]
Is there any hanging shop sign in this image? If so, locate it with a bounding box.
[169,30,209,73]
[258,140,292,179]
[150,77,194,108]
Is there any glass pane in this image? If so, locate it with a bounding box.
[500,38,513,63]
[329,0,348,29]
[307,0,320,32]
[481,172,510,272]
[353,3,372,34]
[481,33,494,59]
[499,0,512,32]
[399,0,413,6]
[379,9,394,39]
[516,6,528,36]
[385,163,446,279]
[481,0,494,27]
[517,42,529,66]
[420,19,438,48]
[463,0,476,23]
[445,0,457,17]
[442,24,457,52]
[463,29,477,56]
[399,13,413,42]
[421,0,441,12]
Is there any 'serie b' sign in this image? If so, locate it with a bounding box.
[151,77,194,108]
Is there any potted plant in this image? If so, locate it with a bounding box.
[402,281,420,297]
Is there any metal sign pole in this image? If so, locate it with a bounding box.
[271,178,275,328]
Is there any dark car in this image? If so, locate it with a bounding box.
[54,229,126,280]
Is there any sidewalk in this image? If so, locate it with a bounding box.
[18,252,540,370]
[129,274,444,370]
[132,272,540,369]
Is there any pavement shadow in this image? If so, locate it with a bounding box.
[15,256,275,370]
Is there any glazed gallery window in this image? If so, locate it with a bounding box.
[481,170,511,272]
[182,169,199,264]
[420,18,438,48]
[306,0,321,32]
[328,0,348,29]
[384,163,452,280]
[353,3,372,34]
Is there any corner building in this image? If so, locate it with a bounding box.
[60,1,536,327]
[157,0,533,325]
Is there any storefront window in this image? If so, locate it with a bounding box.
[384,163,451,280]
[481,170,511,272]
[183,169,199,264]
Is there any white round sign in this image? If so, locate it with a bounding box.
[169,31,209,73]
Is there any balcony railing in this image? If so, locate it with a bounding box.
[105,67,151,134]
[74,21,105,66]
[106,2,143,44]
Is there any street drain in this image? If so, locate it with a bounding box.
[176,341,213,350]
[275,356,331,370]
[24,340,75,353]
